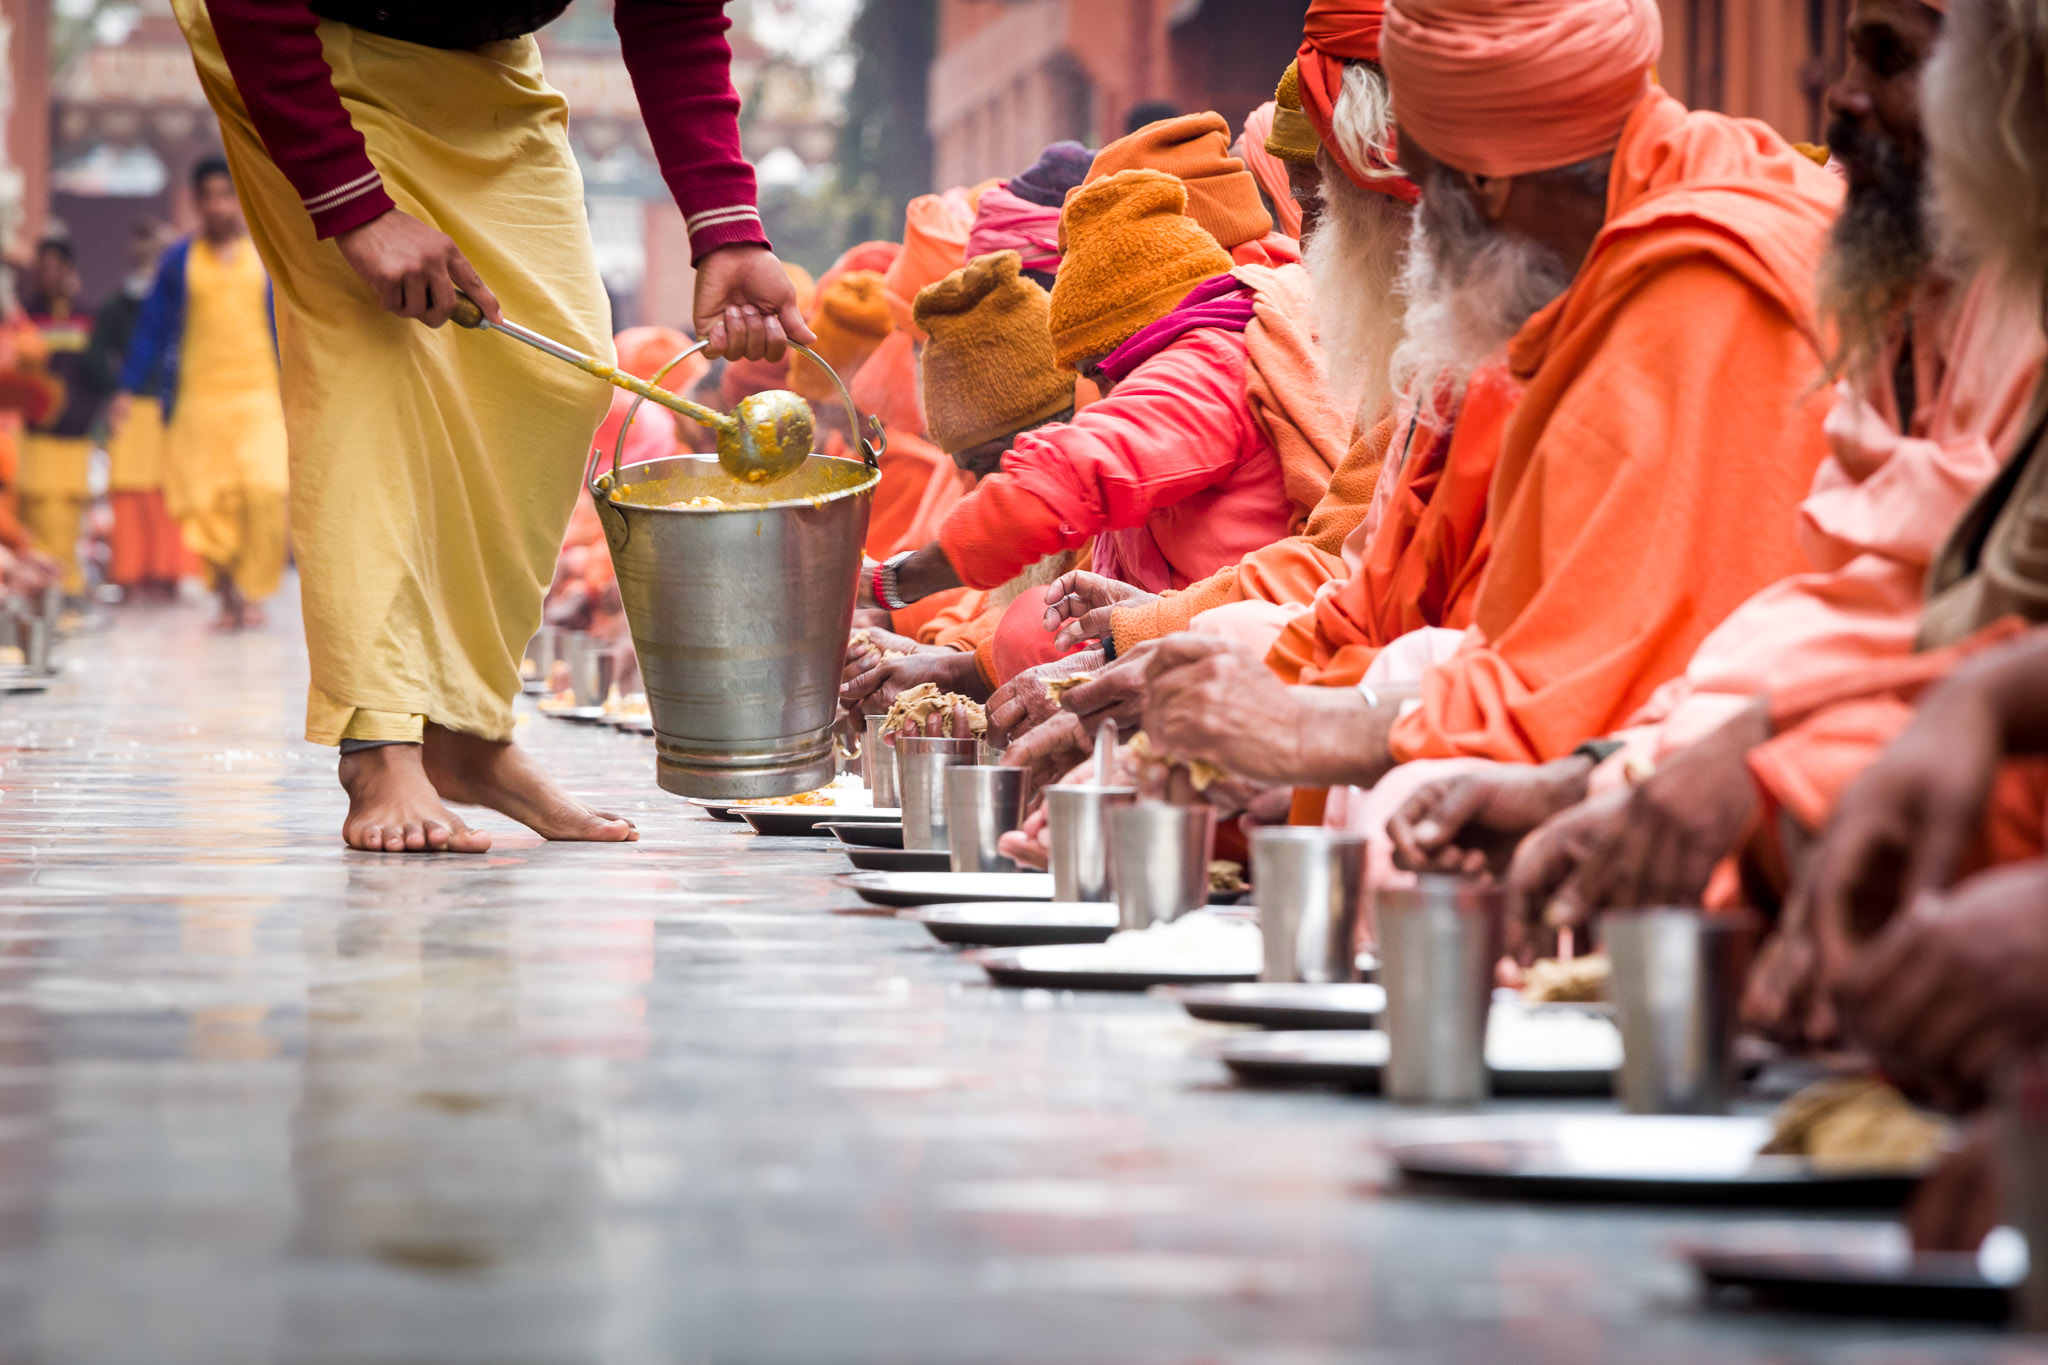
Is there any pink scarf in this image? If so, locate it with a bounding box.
[965,183,1063,275]
[1097,274,1256,384]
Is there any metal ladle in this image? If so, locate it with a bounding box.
[449,292,818,484]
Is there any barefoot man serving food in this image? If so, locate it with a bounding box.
[169,0,814,852]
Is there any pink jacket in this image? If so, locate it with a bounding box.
[1607,270,2047,769]
[937,326,1292,591]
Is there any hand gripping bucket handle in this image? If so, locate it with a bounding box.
[594,341,886,498]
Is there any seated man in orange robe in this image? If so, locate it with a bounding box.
[1381,0,2048,930]
[1134,0,1841,808]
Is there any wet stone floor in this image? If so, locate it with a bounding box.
[0,584,2034,1364]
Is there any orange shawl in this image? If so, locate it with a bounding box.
[1389,90,1843,765]
[1269,364,1519,685]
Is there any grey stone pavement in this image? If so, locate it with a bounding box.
[0,582,2042,1365]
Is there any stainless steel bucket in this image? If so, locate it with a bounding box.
[591,342,884,799]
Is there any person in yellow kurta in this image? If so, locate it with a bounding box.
[170,0,813,853]
[19,239,101,598]
[115,158,289,629]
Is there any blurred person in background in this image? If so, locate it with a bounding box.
[93,217,190,602]
[115,157,288,630]
[18,238,104,600]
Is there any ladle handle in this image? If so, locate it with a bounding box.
[787,341,885,472]
[606,338,715,493]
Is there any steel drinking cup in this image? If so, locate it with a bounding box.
[1046,784,1136,903]
[1107,802,1214,932]
[898,735,979,851]
[945,766,1026,873]
[1999,1048,2048,1330]
[863,714,901,807]
[1253,827,1367,984]
[1605,909,1753,1115]
[1376,876,1501,1104]
[566,634,618,709]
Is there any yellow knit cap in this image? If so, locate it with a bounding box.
[1048,170,1234,372]
[915,250,1076,454]
[789,269,893,402]
[1267,61,1321,165]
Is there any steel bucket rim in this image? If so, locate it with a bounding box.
[598,451,880,516]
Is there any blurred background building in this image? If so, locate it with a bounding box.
[2,0,1852,324]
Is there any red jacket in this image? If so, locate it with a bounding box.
[937,327,1291,592]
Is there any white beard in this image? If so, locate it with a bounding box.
[1390,185,1574,425]
[1304,167,1411,430]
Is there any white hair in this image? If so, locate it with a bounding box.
[1302,62,1413,427]
[1389,161,1577,425]
[1924,0,2048,302]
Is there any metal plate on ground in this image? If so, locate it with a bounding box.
[1689,1227,2022,1322]
[913,902,1118,948]
[977,943,1259,992]
[1169,981,1386,1030]
[826,821,904,849]
[684,797,744,822]
[1218,1027,1614,1097]
[845,847,953,874]
[843,871,1053,908]
[740,805,903,836]
[537,704,607,722]
[1384,1114,1928,1206]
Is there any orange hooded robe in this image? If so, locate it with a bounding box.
[1386,90,1843,765]
[1268,364,1520,685]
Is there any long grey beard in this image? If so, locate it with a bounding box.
[1391,203,1574,426]
[1303,166,1411,429]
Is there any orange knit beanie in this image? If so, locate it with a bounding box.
[1085,112,1273,249]
[790,269,893,402]
[884,193,974,336]
[915,250,1076,453]
[1048,170,1234,370]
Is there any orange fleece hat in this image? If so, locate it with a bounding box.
[1048,170,1234,370]
[1086,112,1273,249]
[790,270,893,402]
[782,262,817,316]
[884,193,974,335]
[915,250,1076,453]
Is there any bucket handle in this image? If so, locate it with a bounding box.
[597,339,885,499]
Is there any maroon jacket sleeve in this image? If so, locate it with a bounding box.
[205,0,395,239]
[615,0,771,262]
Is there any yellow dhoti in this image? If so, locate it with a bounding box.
[174,0,612,745]
[164,238,291,602]
[17,434,92,594]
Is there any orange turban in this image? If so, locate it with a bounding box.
[1295,0,1419,202]
[791,270,893,402]
[1085,112,1274,248]
[1382,0,1663,179]
[814,240,901,302]
[883,194,974,336]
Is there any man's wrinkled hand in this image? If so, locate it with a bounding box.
[1139,635,1310,786]
[840,649,983,722]
[1040,571,1155,651]
[1387,756,1595,879]
[985,650,1104,747]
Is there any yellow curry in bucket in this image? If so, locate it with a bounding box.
[609,454,877,513]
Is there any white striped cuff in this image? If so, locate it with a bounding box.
[684,205,761,235]
[303,170,383,215]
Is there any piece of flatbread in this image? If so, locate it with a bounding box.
[1761,1075,1951,1173]
[880,682,988,738]
[1522,954,1610,1004]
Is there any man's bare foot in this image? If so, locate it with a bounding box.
[421,723,637,843]
[211,573,246,631]
[339,744,493,853]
